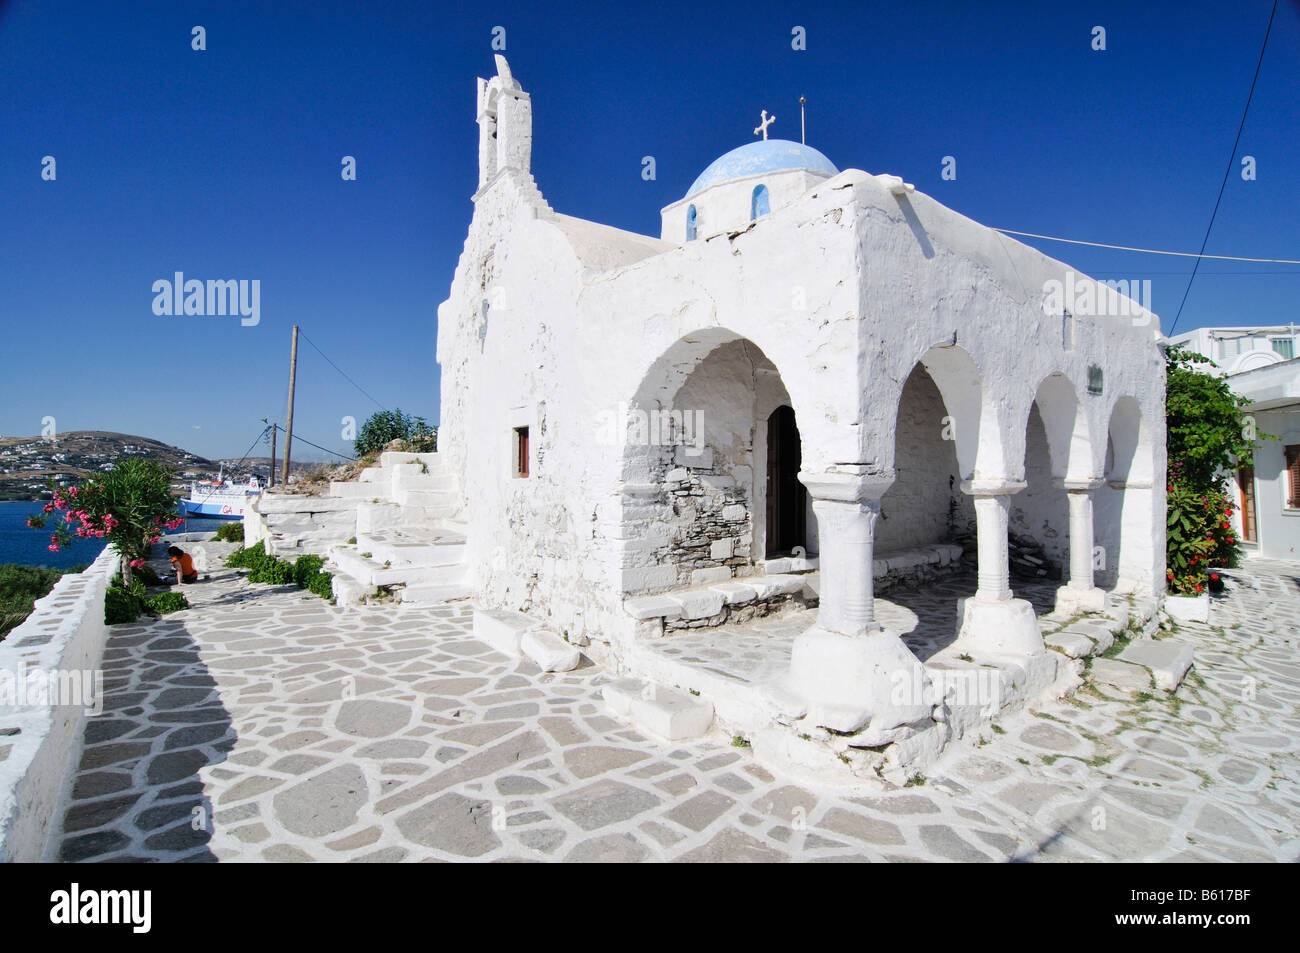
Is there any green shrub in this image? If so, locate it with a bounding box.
[105,584,146,625]
[249,558,295,585]
[135,563,163,586]
[354,409,437,457]
[147,591,190,614]
[213,522,245,543]
[226,541,267,569]
[307,571,334,600]
[293,554,324,588]
[0,563,77,641]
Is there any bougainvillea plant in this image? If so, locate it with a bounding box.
[27,457,183,584]
[1164,346,1271,596]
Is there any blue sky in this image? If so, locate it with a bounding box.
[1,0,1296,460]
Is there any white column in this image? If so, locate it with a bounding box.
[809,496,880,636]
[1067,489,1095,590]
[1056,478,1108,613]
[955,479,1045,657]
[777,468,933,738]
[972,494,1013,601]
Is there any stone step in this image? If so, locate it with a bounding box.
[356,531,465,567]
[602,677,714,741]
[380,451,444,470]
[328,545,467,588]
[356,501,402,535]
[329,482,383,499]
[392,471,456,493]
[393,488,459,509]
[471,607,581,671]
[624,572,815,623]
[1116,638,1194,692]
[398,583,473,605]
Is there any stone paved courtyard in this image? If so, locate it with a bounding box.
[55,559,1300,862]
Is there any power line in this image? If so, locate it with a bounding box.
[289,433,357,462]
[994,228,1300,265]
[297,328,389,411]
[189,426,270,506]
[1168,0,1279,335]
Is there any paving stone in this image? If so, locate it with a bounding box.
[564,832,651,862]
[551,780,662,832]
[678,828,788,862]
[394,792,500,857]
[664,791,734,832]
[818,808,905,846]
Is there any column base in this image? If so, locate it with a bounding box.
[776,624,933,737]
[1055,585,1110,615]
[954,596,1045,657]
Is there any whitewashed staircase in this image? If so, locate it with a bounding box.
[323,451,471,606]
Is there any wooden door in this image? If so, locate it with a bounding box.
[1237,466,1256,543]
[766,405,805,557]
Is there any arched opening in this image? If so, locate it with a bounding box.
[685,204,697,241]
[1094,396,1155,592]
[751,184,770,219]
[765,405,805,557]
[1014,402,1070,582]
[618,332,811,594]
[879,363,969,558]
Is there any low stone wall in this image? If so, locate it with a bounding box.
[247,493,359,558]
[0,544,119,862]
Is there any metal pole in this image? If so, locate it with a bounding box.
[799,96,806,145]
[283,326,299,485]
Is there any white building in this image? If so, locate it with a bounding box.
[423,57,1167,742]
[1168,325,1300,561]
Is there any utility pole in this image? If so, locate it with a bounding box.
[283,325,299,486]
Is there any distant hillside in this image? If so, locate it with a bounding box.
[0,431,232,501]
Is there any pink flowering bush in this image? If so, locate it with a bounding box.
[27,458,181,584]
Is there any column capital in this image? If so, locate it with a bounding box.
[1054,477,1106,492]
[959,478,1026,497]
[799,467,895,502]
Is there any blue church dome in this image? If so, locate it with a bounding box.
[686,139,838,198]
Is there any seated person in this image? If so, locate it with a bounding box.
[168,546,199,584]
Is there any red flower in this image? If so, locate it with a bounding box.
[1210,573,1220,581]
[1195,584,1203,593]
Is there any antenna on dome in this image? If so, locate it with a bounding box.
[799,96,806,144]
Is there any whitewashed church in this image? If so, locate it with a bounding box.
[283,57,1167,778]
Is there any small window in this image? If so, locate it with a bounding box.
[1286,445,1300,509]
[1272,337,1295,360]
[1061,311,1074,351]
[751,184,770,220]
[686,204,697,241]
[513,426,530,478]
[1087,364,1104,395]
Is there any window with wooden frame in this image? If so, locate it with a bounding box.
[1286,445,1300,509]
[513,426,530,478]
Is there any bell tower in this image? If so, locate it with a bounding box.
[476,55,532,191]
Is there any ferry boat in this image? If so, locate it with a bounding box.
[178,473,261,520]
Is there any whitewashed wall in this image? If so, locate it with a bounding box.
[0,544,118,862]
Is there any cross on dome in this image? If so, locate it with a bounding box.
[753,110,775,140]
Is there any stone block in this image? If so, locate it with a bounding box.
[1117,639,1194,692]
[602,679,713,741]
[709,581,758,605]
[690,566,732,587]
[709,538,734,560]
[1163,593,1210,624]
[520,629,581,672]
[1044,630,1095,659]
[1090,658,1152,693]
[670,589,725,620]
[623,595,683,621]
[472,607,538,658]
